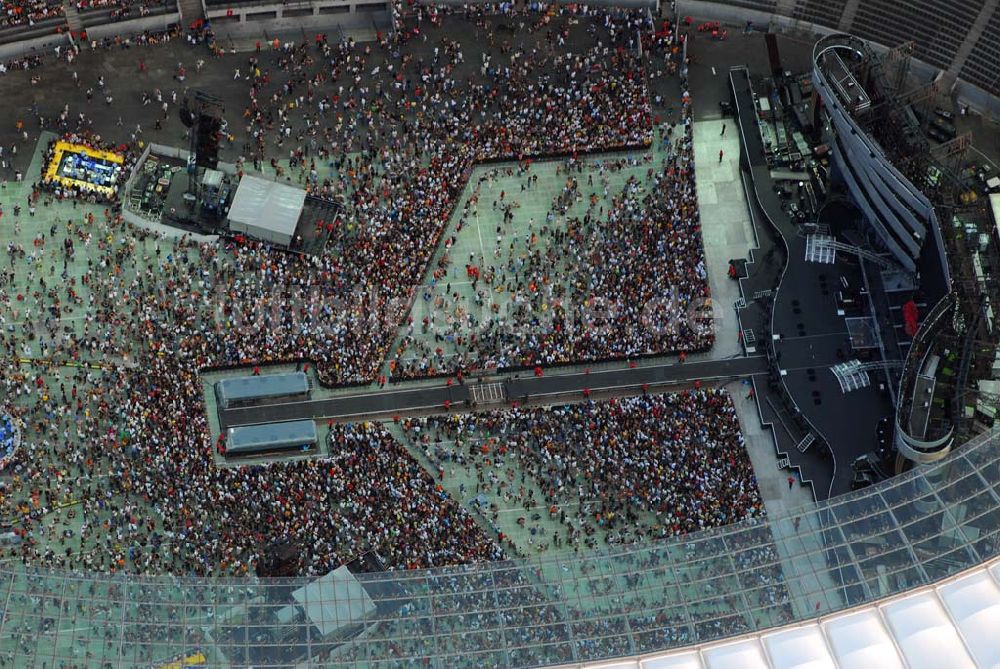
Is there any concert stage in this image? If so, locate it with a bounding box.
[122,142,340,253]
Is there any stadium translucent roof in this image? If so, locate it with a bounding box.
[589,558,1000,669]
[0,424,996,667]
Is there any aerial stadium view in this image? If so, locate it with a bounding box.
[0,0,998,665]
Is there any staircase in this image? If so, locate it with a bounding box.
[63,3,84,34]
[176,0,204,24]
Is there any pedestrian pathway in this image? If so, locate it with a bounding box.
[470,381,506,405]
[691,118,757,359]
[216,354,769,428]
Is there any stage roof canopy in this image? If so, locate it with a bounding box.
[228,175,305,245]
[291,566,377,637]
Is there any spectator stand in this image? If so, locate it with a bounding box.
[71,0,176,24]
[0,5,69,62]
[73,0,180,41]
[0,0,66,36]
[6,0,181,49]
[204,0,387,32]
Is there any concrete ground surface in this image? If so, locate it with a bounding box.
[0,23,815,550]
[0,15,856,666]
[690,117,754,360]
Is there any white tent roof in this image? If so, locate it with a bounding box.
[822,608,903,668]
[290,566,376,637]
[228,174,305,238]
[761,626,835,669]
[643,654,702,669]
[881,591,976,669]
[938,570,1000,667]
[990,193,1000,229]
[701,639,768,669]
[545,557,1000,669]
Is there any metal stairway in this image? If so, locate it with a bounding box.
[804,234,906,272]
[831,359,904,393]
[63,3,83,33]
[177,0,204,23]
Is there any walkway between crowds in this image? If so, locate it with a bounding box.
[216,353,769,427]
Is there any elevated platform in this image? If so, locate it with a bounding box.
[215,371,310,409]
[216,356,769,429]
[225,419,318,457]
[730,65,896,498]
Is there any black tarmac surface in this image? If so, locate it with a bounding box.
[217,354,769,428]
[730,66,894,498]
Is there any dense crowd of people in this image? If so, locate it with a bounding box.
[399,390,763,553]
[0,4,711,578]
[211,421,504,573]
[0,7,801,664]
[0,0,62,29]
[0,0,771,623]
[388,130,712,380]
[0,52,42,74]
[212,10,659,386]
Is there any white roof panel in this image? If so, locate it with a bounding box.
[761,625,835,669]
[702,639,768,669]
[822,608,903,669]
[291,566,376,637]
[938,570,1000,667]
[880,591,976,669]
[216,372,309,404]
[990,193,1000,228]
[228,174,305,237]
[642,652,703,669]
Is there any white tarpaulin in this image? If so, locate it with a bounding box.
[701,639,769,669]
[881,591,977,669]
[938,570,1000,668]
[822,609,903,669]
[227,175,305,246]
[990,193,1000,232]
[291,566,376,637]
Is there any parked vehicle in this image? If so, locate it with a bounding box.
[935,107,955,121]
[930,117,957,138]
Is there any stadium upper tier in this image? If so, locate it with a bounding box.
[581,557,1000,669]
[679,0,999,106]
[3,0,1000,102]
[0,422,995,667]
